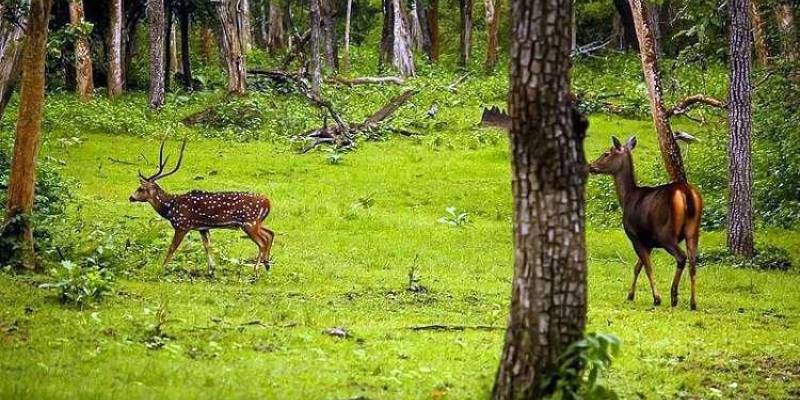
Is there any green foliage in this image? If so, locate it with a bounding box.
[38,260,114,305]
[545,332,621,400]
[438,207,469,227]
[699,245,793,271]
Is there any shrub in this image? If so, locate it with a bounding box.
[39,260,115,305]
[698,245,792,271]
[544,332,621,399]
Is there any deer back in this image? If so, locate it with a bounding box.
[168,191,271,231]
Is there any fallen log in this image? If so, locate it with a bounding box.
[407,324,503,332]
[326,76,405,86]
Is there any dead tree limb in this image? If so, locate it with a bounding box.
[666,94,727,118]
[326,75,405,86]
[280,29,310,70]
[407,324,504,332]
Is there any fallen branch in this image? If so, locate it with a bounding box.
[447,73,469,92]
[326,76,405,86]
[407,324,504,332]
[281,29,311,70]
[571,38,613,58]
[666,94,727,118]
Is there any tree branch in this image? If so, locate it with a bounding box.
[666,94,727,118]
[325,75,406,86]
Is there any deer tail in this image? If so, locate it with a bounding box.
[678,184,697,219]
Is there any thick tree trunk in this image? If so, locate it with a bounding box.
[613,0,639,51]
[320,0,338,70]
[179,0,192,88]
[310,0,322,95]
[200,25,213,64]
[459,0,473,68]
[267,1,285,51]
[750,0,768,66]
[484,0,499,72]
[216,0,248,95]
[414,0,433,62]
[628,0,686,183]
[342,0,352,71]
[728,0,754,258]
[69,0,93,101]
[493,0,587,397]
[775,2,797,62]
[2,0,52,270]
[147,0,166,108]
[107,0,123,97]
[392,0,415,77]
[428,0,439,62]
[0,1,28,118]
[379,0,394,71]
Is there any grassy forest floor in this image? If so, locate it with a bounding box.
[1,64,800,399]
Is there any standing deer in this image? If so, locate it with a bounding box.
[129,140,275,276]
[589,136,703,310]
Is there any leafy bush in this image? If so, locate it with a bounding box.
[698,245,793,271]
[544,332,621,399]
[438,207,470,227]
[39,260,115,305]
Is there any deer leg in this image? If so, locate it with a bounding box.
[634,246,661,306]
[199,230,215,276]
[686,235,699,311]
[628,260,644,301]
[242,223,266,276]
[259,227,275,270]
[163,229,188,269]
[664,243,688,308]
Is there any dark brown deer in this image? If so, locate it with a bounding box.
[589,136,703,310]
[129,140,274,276]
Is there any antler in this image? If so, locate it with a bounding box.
[143,139,187,181]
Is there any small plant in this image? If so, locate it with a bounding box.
[326,148,345,165]
[544,332,621,399]
[699,245,792,271]
[406,260,428,293]
[438,207,470,227]
[39,260,114,305]
[144,301,174,350]
[352,194,375,210]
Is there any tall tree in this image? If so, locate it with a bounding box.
[774,1,797,62]
[427,0,439,61]
[267,0,285,51]
[147,0,166,108]
[750,0,768,66]
[216,0,247,95]
[240,0,252,52]
[0,0,28,118]
[342,0,352,71]
[613,0,638,51]
[493,0,588,396]
[320,0,338,70]
[379,0,394,70]
[484,0,500,72]
[69,0,93,101]
[728,0,755,258]
[108,0,124,97]
[391,0,415,76]
[178,0,192,88]
[164,9,175,89]
[200,25,213,63]
[1,0,52,270]
[310,0,322,95]
[413,0,433,62]
[458,0,473,68]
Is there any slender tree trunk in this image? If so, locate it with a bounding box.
[628,0,686,182]
[493,0,587,397]
[179,0,192,88]
[414,0,433,62]
[170,21,179,75]
[342,0,352,71]
[107,0,123,97]
[728,0,754,258]
[257,0,268,48]
[2,0,52,270]
[775,2,797,62]
[459,0,473,69]
[379,0,394,71]
[392,0,415,77]
[240,0,252,52]
[613,0,638,51]
[409,0,423,50]
[750,0,768,66]
[216,0,247,95]
[267,1,285,52]
[0,1,28,118]
[484,0,499,72]
[310,0,322,95]
[164,9,174,90]
[69,0,93,101]
[428,0,439,62]
[147,0,166,108]
[200,25,213,64]
[320,0,338,70]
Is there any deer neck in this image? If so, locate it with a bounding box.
[612,154,638,207]
[148,187,176,219]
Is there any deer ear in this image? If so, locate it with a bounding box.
[626,136,637,150]
[612,136,622,150]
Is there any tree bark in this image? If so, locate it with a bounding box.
[164,9,174,90]
[2,0,52,270]
[459,0,473,69]
[750,0,768,66]
[240,0,252,52]
[179,0,192,88]
[267,1,285,51]
[493,0,588,397]
[256,0,267,49]
[69,0,93,101]
[392,0,415,77]
[428,0,439,62]
[200,25,213,64]
[310,0,322,95]
[613,0,638,51]
[147,0,166,108]
[342,0,352,71]
[320,0,338,71]
[409,0,423,50]
[216,0,248,95]
[774,2,797,62]
[484,0,499,72]
[414,0,433,62]
[628,0,686,183]
[727,0,754,258]
[379,0,394,71]
[107,0,124,97]
[0,1,28,118]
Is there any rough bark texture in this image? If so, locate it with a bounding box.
[750,0,768,66]
[728,0,755,258]
[107,0,124,97]
[147,0,166,108]
[0,1,28,118]
[391,0,415,77]
[69,0,93,101]
[409,0,423,49]
[459,0,473,68]
[240,0,252,52]
[342,0,352,71]
[216,0,247,95]
[379,0,394,70]
[320,0,338,70]
[628,0,686,183]
[414,0,433,61]
[613,0,639,50]
[267,1,285,51]
[492,0,587,397]
[179,0,192,88]
[484,0,499,72]
[428,0,439,62]
[310,0,322,95]
[775,2,797,62]
[164,10,174,89]
[2,0,52,270]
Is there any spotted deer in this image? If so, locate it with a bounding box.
[129,140,274,276]
[589,136,703,310]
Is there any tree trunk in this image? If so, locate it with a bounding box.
[775,2,797,62]
[342,0,352,71]
[107,0,123,97]
[750,0,768,66]
[409,0,423,50]
[164,9,174,90]
[216,0,247,95]
[256,0,268,49]
[147,0,166,108]
[645,1,662,55]
[379,0,394,71]
[493,0,587,397]
[484,0,499,72]
[459,0,473,69]
[240,0,252,52]
[267,1,285,52]
[2,0,52,270]
[179,0,192,88]
[310,0,322,95]
[728,0,754,258]
[628,0,686,183]
[0,1,28,118]
[69,0,93,101]
[428,0,439,62]
[392,0,415,77]
[200,25,213,64]
[414,0,433,62]
[613,0,638,51]
[170,21,179,75]
[320,0,338,71]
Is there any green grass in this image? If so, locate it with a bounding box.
[1,84,799,398]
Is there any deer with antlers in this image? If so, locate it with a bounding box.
[129,140,274,276]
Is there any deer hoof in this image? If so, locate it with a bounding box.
[690,302,697,311]
[627,292,635,301]
[653,296,662,306]
[671,296,679,307]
